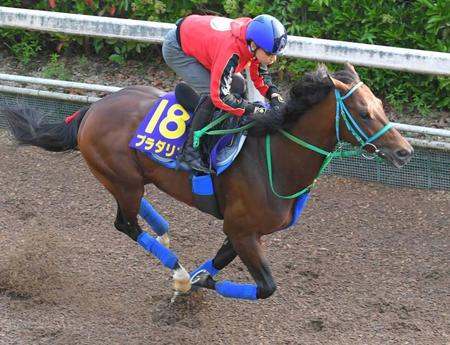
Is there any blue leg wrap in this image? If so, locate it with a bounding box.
[215,281,257,300]
[139,198,169,236]
[190,259,220,279]
[137,232,177,269]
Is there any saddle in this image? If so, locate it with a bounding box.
[174,82,248,173]
[129,82,248,175]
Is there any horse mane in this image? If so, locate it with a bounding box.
[248,65,360,136]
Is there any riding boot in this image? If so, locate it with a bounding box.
[178,96,214,173]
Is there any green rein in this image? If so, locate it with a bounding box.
[193,82,393,200]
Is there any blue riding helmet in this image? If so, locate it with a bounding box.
[246,14,287,55]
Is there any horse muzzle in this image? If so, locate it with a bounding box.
[378,144,414,168]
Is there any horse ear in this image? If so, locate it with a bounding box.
[344,62,359,78]
[319,63,348,91]
[317,63,331,80]
[322,64,339,88]
[329,75,348,92]
[317,63,329,78]
[318,63,328,72]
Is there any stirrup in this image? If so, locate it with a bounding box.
[190,156,211,174]
[176,149,210,174]
[191,164,210,174]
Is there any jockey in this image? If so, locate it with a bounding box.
[162,13,287,173]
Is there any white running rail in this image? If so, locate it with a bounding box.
[1,7,450,75]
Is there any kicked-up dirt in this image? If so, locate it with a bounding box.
[0,130,448,345]
[0,47,449,345]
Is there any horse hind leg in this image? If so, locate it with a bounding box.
[139,197,170,247]
[114,198,190,293]
[86,161,190,293]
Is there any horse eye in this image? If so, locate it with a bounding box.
[360,111,370,119]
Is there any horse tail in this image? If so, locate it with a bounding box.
[4,105,90,152]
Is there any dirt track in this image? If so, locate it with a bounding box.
[0,129,449,345]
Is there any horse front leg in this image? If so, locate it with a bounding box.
[190,237,237,287]
[224,234,276,300]
[192,232,276,300]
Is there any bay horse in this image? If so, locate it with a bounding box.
[4,63,413,300]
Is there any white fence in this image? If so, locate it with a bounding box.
[1,6,450,75]
[0,6,449,150]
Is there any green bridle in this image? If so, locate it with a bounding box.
[335,82,393,152]
[266,81,393,199]
[193,81,393,200]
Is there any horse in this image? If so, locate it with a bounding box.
[3,63,413,301]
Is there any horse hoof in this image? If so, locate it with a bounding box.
[173,265,191,293]
[190,270,215,289]
[157,233,170,248]
[173,278,191,293]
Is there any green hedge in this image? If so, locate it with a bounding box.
[1,0,449,113]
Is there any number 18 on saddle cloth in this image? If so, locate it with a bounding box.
[129,92,193,160]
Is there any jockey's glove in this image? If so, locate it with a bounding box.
[246,104,284,131]
[244,102,265,116]
[247,104,276,120]
[270,93,285,111]
[253,105,267,116]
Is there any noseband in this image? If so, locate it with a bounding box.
[268,81,394,199]
[335,81,393,159]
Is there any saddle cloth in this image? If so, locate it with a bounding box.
[129,91,246,175]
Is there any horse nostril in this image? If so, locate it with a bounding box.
[396,148,412,159]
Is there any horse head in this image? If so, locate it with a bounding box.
[327,63,413,168]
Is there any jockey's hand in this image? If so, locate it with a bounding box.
[270,93,284,111]
[244,103,266,117]
[252,105,267,117]
[248,104,277,121]
[247,104,283,131]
